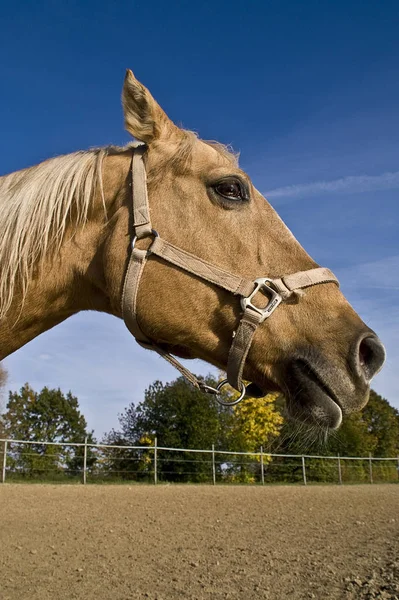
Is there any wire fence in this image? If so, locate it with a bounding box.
[1,438,398,485]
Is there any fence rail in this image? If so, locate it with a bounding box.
[1,438,398,486]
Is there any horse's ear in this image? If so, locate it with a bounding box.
[122,70,179,143]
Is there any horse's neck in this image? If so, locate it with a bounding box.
[0,238,105,360]
[0,282,79,361]
[0,153,130,361]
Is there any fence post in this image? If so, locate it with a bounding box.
[260,446,265,485]
[368,453,373,484]
[82,436,88,485]
[2,440,7,484]
[301,455,307,486]
[337,453,342,485]
[154,437,158,485]
[397,456,399,482]
[212,444,216,485]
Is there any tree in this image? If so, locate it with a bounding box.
[104,375,286,483]
[224,391,284,483]
[326,412,378,457]
[269,389,399,482]
[0,364,7,413]
[2,384,96,478]
[104,376,233,482]
[229,392,283,452]
[362,390,399,457]
[0,364,7,476]
[319,390,398,459]
[268,389,398,457]
[321,393,399,483]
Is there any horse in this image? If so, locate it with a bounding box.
[0,69,385,429]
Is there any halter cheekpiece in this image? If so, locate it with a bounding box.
[122,144,339,406]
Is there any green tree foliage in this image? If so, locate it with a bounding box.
[103,376,233,482]
[270,389,398,458]
[0,364,8,472]
[324,390,399,458]
[268,389,399,483]
[362,390,399,457]
[326,412,378,457]
[104,375,399,484]
[2,384,96,478]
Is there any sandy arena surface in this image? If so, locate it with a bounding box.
[0,484,398,600]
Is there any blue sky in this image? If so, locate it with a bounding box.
[1,1,398,436]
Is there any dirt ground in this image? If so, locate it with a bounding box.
[0,484,398,600]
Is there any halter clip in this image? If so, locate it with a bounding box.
[241,278,283,322]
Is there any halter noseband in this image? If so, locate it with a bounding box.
[122,145,339,406]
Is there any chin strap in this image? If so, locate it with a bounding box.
[122,145,339,406]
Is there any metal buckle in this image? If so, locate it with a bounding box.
[241,278,283,322]
[131,229,159,251]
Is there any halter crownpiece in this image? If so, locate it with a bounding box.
[122,145,339,406]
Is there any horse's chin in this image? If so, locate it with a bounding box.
[282,358,345,430]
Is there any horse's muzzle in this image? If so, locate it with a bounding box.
[283,332,385,429]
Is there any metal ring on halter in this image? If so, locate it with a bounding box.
[131,229,159,251]
[215,379,247,407]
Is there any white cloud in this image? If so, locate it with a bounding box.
[265,171,399,200]
[337,255,399,291]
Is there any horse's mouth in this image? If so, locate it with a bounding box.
[284,358,343,429]
[247,360,342,428]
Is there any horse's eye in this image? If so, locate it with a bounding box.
[215,180,245,201]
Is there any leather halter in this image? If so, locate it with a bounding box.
[122,144,339,406]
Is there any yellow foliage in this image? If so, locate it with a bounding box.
[229,472,256,484]
[232,393,283,453]
[217,371,284,454]
[234,393,283,450]
[138,433,154,466]
[139,433,155,446]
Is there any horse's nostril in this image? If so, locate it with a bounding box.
[359,339,371,368]
[357,335,386,381]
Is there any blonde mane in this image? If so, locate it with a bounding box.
[0,136,237,319]
[0,147,114,318]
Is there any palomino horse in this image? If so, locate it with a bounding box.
[0,70,385,429]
